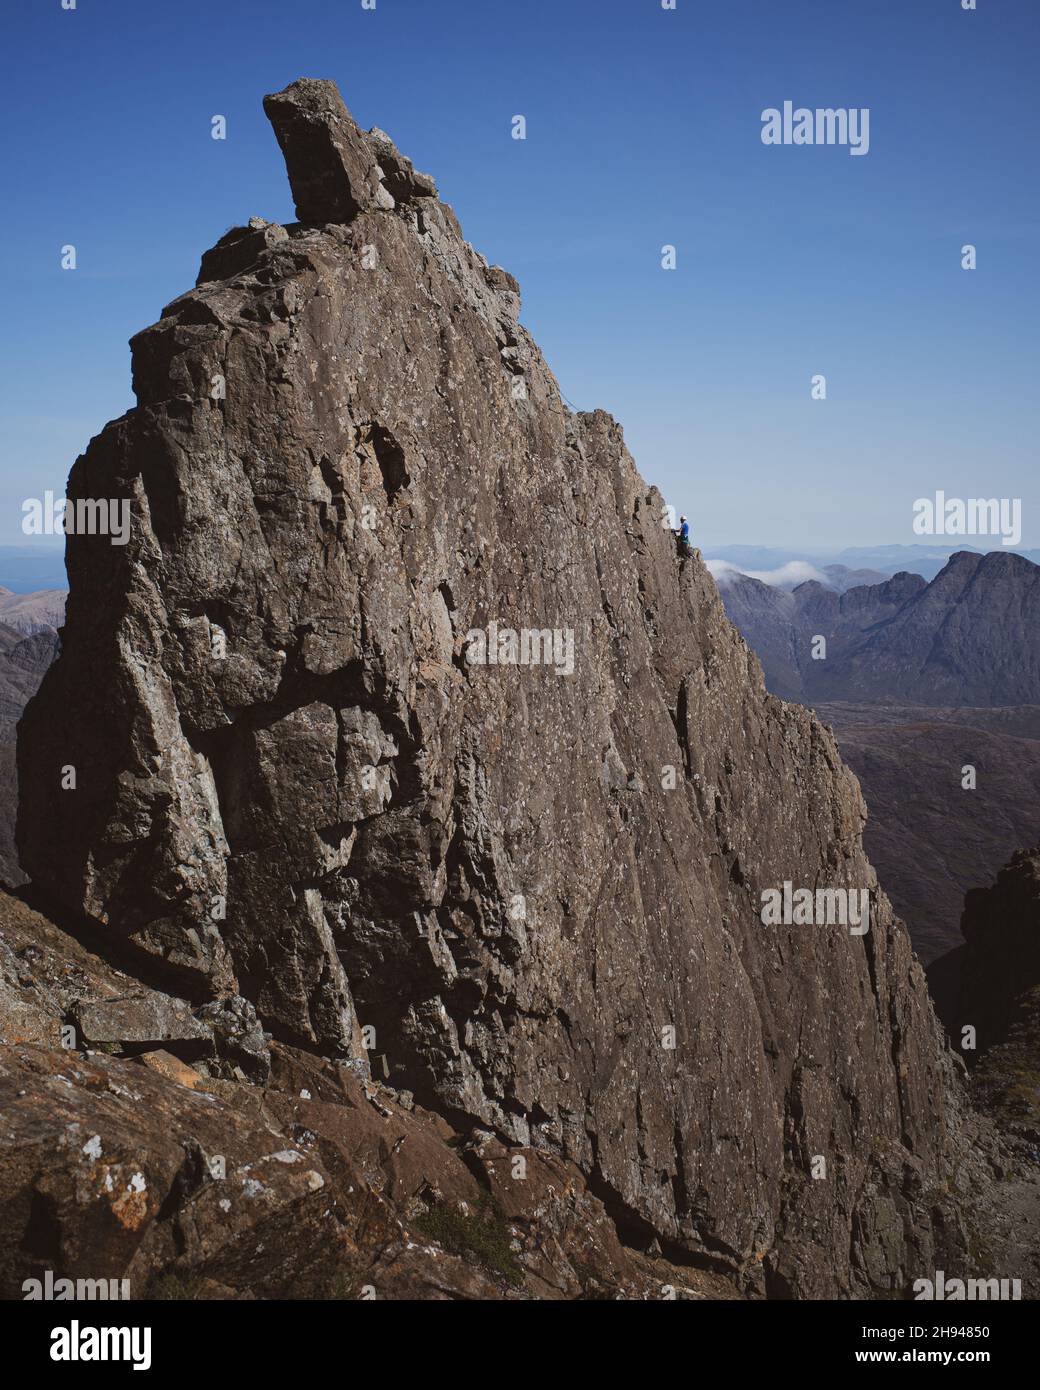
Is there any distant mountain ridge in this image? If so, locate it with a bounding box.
[719,550,1040,707]
[0,587,65,636]
[715,552,1040,963]
[708,542,1040,585]
[708,559,887,594]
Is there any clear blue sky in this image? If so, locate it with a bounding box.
[1,0,1037,557]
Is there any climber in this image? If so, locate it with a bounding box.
[677,514,691,556]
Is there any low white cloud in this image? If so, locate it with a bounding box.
[706,558,831,591]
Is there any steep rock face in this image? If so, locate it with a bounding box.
[948,848,1040,1060]
[707,575,804,701]
[0,621,59,887]
[928,850,1040,1293]
[18,79,962,1294]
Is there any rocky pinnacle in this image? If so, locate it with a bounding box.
[16,79,965,1295]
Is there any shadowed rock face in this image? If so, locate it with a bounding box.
[927,848,1040,1294]
[0,620,59,887]
[17,79,965,1295]
[942,848,1040,1060]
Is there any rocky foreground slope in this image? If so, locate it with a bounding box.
[1,889,738,1301]
[4,79,1025,1299]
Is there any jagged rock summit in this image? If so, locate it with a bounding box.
[263,78,439,222]
[17,79,969,1296]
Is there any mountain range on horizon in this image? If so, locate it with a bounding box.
[717,549,1040,707]
[0,586,65,637]
[713,548,1040,967]
[707,542,1040,587]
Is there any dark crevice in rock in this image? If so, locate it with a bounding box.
[584,1133,738,1279]
[20,1190,62,1264]
[674,676,692,777]
[367,422,410,503]
[670,1119,691,1220]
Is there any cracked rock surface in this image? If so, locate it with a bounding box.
[14,78,988,1296]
